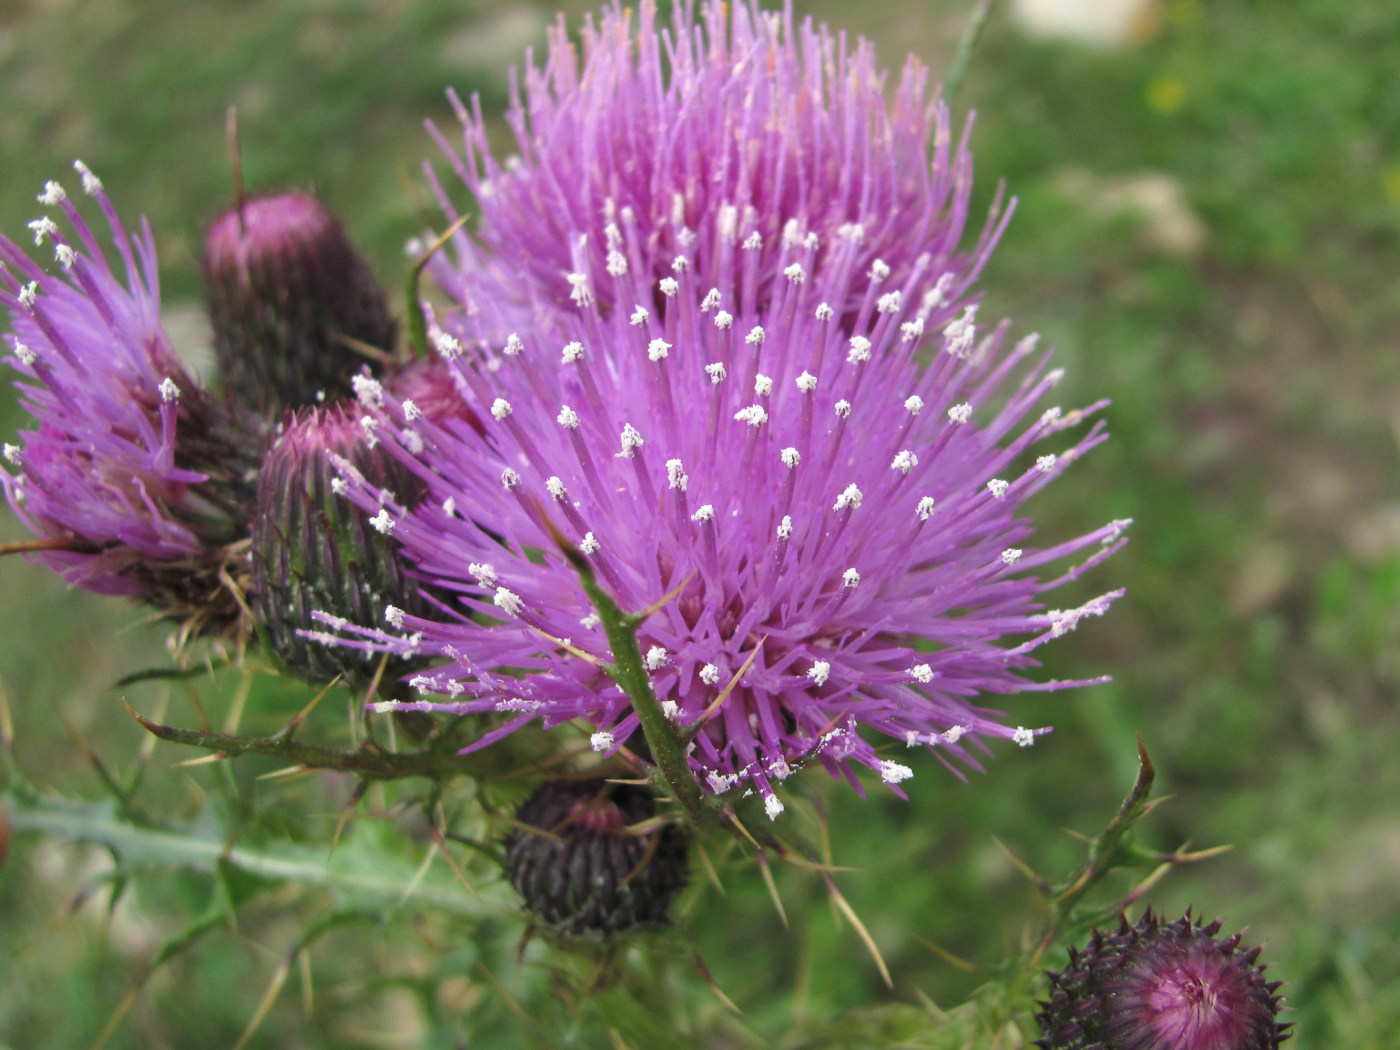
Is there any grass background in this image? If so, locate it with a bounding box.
[1,0,1398,1045]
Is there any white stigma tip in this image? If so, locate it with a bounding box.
[590,730,615,752]
[37,181,66,206]
[158,377,180,402]
[13,342,35,366]
[557,405,580,429]
[691,504,714,523]
[74,160,102,195]
[699,663,721,686]
[546,476,566,500]
[1037,454,1058,473]
[3,443,22,466]
[842,567,861,588]
[877,290,903,314]
[433,332,463,359]
[369,509,394,534]
[879,760,914,784]
[705,362,726,384]
[784,262,806,283]
[468,563,497,587]
[701,288,722,312]
[987,478,1010,499]
[501,468,520,487]
[645,646,669,670]
[916,496,936,520]
[385,605,406,629]
[648,338,671,361]
[796,371,817,393]
[714,310,733,329]
[868,259,891,281]
[764,794,784,820]
[776,515,793,539]
[504,333,524,356]
[909,664,934,683]
[745,326,765,345]
[834,400,852,419]
[580,532,600,554]
[352,374,383,407]
[28,217,58,246]
[734,405,768,427]
[780,447,800,469]
[17,283,38,310]
[948,402,973,424]
[659,277,679,297]
[807,661,831,686]
[847,336,872,363]
[815,302,834,321]
[666,458,688,490]
[618,423,644,457]
[904,395,924,414]
[1001,548,1023,566]
[402,400,422,422]
[833,483,863,511]
[490,398,511,421]
[630,304,649,326]
[493,587,524,618]
[1013,726,1036,748]
[754,374,773,397]
[562,341,585,363]
[891,450,918,474]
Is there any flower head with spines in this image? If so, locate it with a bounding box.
[1,165,261,634]
[326,0,1127,815]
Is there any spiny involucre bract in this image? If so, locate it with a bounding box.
[328,0,1129,817]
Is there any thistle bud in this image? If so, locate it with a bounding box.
[505,779,690,936]
[250,404,426,682]
[1038,910,1290,1050]
[382,357,484,435]
[203,191,396,412]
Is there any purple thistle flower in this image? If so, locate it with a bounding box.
[1,165,261,634]
[327,0,1127,815]
[1038,911,1291,1050]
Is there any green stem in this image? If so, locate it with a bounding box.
[945,0,996,107]
[559,545,711,828]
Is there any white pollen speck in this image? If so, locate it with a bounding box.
[796,371,817,393]
[580,532,600,554]
[868,258,891,280]
[782,218,801,246]
[691,504,714,522]
[807,661,831,686]
[501,468,521,487]
[900,318,925,342]
[671,255,689,272]
[490,398,511,421]
[28,217,58,246]
[442,497,456,517]
[839,222,865,242]
[699,663,722,686]
[754,374,773,396]
[17,283,38,310]
[917,496,936,520]
[743,231,763,250]
[705,362,727,384]
[905,395,924,414]
[469,563,497,587]
[944,725,968,744]
[847,336,872,363]
[37,181,66,205]
[630,304,650,326]
[567,271,592,304]
[659,276,679,297]
[987,478,1010,499]
[557,405,580,428]
[74,161,102,195]
[369,509,394,534]
[360,416,380,447]
[764,794,784,820]
[385,605,406,629]
[815,302,834,321]
[891,450,918,474]
[331,476,348,496]
[648,338,671,361]
[590,730,615,752]
[562,341,585,363]
[701,288,722,311]
[1041,406,1063,427]
[546,476,566,500]
[909,664,934,683]
[3,443,21,466]
[493,587,524,617]
[842,567,861,588]
[1001,548,1023,566]
[666,458,688,489]
[402,400,422,422]
[784,262,806,283]
[1037,454,1058,473]
[606,250,628,276]
[13,342,35,366]
[948,402,973,424]
[1013,726,1036,748]
[352,374,383,406]
[661,699,680,721]
[402,431,423,457]
[777,515,793,539]
[714,310,733,329]
[433,332,463,358]
[877,290,903,314]
[645,646,669,670]
[504,332,524,356]
[880,760,914,784]
[618,423,645,456]
[734,405,768,427]
[780,447,800,469]
[158,377,180,402]
[833,483,863,511]
[834,400,852,419]
[745,326,765,345]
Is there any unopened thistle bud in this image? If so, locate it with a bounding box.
[505,778,690,936]
[1038,910,1290,1050]
[251,404,428,682]
[203,190,396,412]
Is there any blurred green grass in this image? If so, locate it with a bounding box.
[2,0,1398,1046]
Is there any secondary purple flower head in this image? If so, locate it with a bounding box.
[328,0,1127,815]
[1,165,260,634]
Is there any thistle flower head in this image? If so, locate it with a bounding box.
[327,0,1126,812]
[1,166,261,633]
[1038,911,1291,1050]
[429,0,1006,330]
[505,778,689,936]
[203,189,397,412]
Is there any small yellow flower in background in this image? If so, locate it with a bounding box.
[1147,75,1186,114]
